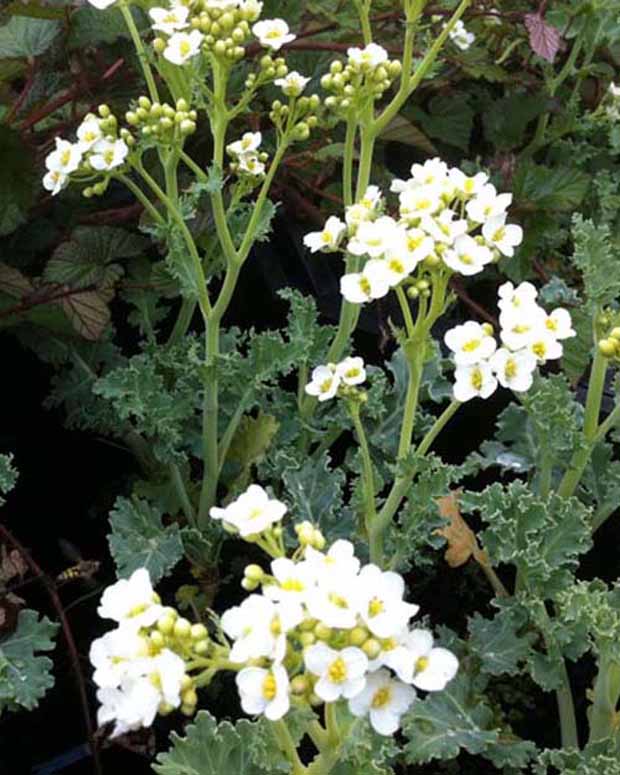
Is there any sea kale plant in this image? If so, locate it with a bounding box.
[3,0,620,772]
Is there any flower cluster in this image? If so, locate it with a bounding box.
[43,108,129,197]
[321,44,402,114]
[304,356,367,402]
[144,0,294,66]
[226,131,268,177]
[90,569,205,737]
[221,537,458,734]
[445,281,575,402]
[304,158,524,305]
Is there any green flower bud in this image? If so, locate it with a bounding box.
[176,98,189,112]
[153,37,166,54]
[374,66,388,82]
[244,564,264,581]
[331,73,345,89]
[610,327,620,340]
[149,631,165,649]
[181,703,196,716]
[362,638,382,659]
[194,638,209,655]
[260,54,273,69]
[157,615,176,635]
[173,618,192,639]
[349,627,369,647]
[407,286,419,299]
[388,60,402,78]
[190,623,208,641]
[266,66,276,79]
[159,701,175,716]
[241,577,259,591]
[181,688,198,706]
[309,95,320,109]
[330,60,343,74]
[299,632,316,647]
[324,96,338,109]
[98,104,111,118]
[314,623,332,641]
[211,21,221,37]
[214,39,227,56]
[599,338,617,357]
[160,116,174,130]
[197,17,210,32]
[220,11,234,29]
[180,119,197,135]
[276,64,288,78]
[321,74,333,90]
[291,675,309,695]
[181,675,193,691]
[232,26,245,43]
[83,187,94,199]
[482,322,494,336]
[233,46,245,60]
[125,111,139,125]
[300,618,317,631]
[136,107,149,122]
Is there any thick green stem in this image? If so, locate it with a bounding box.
[557,347,608,499]
[167,299,196,345]
[588,655,620,743]
[119,2,160,103]
[397,347,424,460]
[271,720,307,775]
[198,320,220,524]
[342,117,356,208]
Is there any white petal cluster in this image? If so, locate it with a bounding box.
[275,70,310,97]
[304,356,366,401]
[210,483,286,537]
[252,18,295,51]
[163,29,204,65]
[446,281,575,402]
[447,20,475,50]
[43,114,129,196]
[149,5,190,35]
[226,131,266,177]
[91,569,191,737]
[222,538,458,735]
[303,159,523,305]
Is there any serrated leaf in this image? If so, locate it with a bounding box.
[468,609,536,676]
[403,672,498,762]
[570,214,620,309]
[108,496,184,584]
[152,710,276,775]
[0,609,58,713]
[0,263,33,298]
[524,13,563,63]
[0,16,60,58]
[0,454,18,506]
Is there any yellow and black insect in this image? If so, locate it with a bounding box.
[56,539,100,585]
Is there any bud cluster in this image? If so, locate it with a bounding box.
[270,93,321,142]
[598,313,620,359]
[321,44,402,116]
[189,0,260,60]
[126,96,197,143]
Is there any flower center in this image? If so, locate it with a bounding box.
[322,231,333,243]
[470,368,483,391]
[504,358,517,379]
[545,318,557,331]
[270,616,282,635]
[462,338,481,352]
[460,253,474,265]
[532,342,546,358]
[415,656,429,673]
[368,598,385,617]
[371,686,393,709]
[180,40,191,56]
[319,378,334,394]
[262,674,277,700]
[281,578,304,592]
[327,657,347,683]
[359,277,371,296]
[388,258,404,274]
[492,227,506,242]
[60,150,71,166]
[248,507,263,520]
[344,368,360,379]
[328,592,349,609]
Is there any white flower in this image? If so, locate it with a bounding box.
[210,483,286,537]
[237,153,265,176]
[222,594,303,663]
[303,216,346,253]
[264,558,317,605]
[304,363,341,402]
[381,248,417,287]
[76,115,103,152]
[149,5,190,34]
[89,138,128,171]
[87,0,117,8]
[399,185,442,221]
[443,234,493,276]
[497,281,538,314]
[43,170,68,196]
[348,668,416,735]
[163,30,204,65]
[236,664,290,720]
[45,138,82,174]
[304,644,368,702]
[347,43,388,69]
[347,216,401,258]
[499,306,546,351]
[527,331,563,362]
[340,260,391,304]
[542,308,575,340]
[403,228,435,263]
[409,158,450,187]
[448,19,475,50]
[345,186,383,227]
[275,71,310,97]
[90,628,149,689]
[444,321,497,366]
[420,208,467,246]
[148,649,187,707]
[490,347,537,392]
[227,131,262,157]
[96,677,160,737]
[609,82,620,100]
[397,630,459,691]
[304,539,360,579]
[482,215,523,257]
[97,568,163,629]
[307,573,361,629]
[466,184,512,223]
[252,18,295,50]
[335,356,366,386]
[449,168,489,197]
[238,0,263,19]
[453,361,498,402]
[357,564,419,639]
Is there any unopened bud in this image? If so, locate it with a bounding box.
[190,624,208,641]
[299,632,316,647]
[173,618,192,639]
[244,564,264,581]
[291,675,309,695]
[98,104,111,118]
[157,615,175,635]
[314,623,331,641]
[362,638,382,659]
[349,627,369,647]
[599,338,617,357]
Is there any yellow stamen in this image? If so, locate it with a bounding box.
[327,658,347,683]
[371,686,393,709]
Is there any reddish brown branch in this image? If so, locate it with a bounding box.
[0,523,102,775]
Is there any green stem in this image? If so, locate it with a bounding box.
[119,2,160,103]
[416,399,461,457]
[396,286,416,338]
[588,654,620,743]
[217,390,253,475]
[134,162,212,319]
[397,346,424,460]
[271,720,307,775]
[167,299,196,345]
[198,319,220,525]
[557,347,608,499]
[342,117,356,208]
[350,404,377,538]
[307,720,328,751]
[169,463,196,527]
[355,0,372,45]
[325,702,339,746]
[116,173,165,225]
